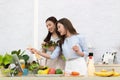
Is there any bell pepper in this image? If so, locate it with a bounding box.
[37,67,49,74]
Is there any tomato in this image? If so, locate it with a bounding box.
[48,68,56,74]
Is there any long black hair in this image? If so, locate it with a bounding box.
[44,16,60,42]
[57,18,78,51]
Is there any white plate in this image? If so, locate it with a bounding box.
[34,74,64,77]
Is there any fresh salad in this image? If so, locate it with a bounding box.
[42,41,58,49]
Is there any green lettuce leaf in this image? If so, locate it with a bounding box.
[3,54,12,66]
[0,55,3,65]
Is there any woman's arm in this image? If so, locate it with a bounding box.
[39,52,51,59]
[72,35,88,57]
[78,35,88,57]
[27,48,50,59]
[80,36,88,57]
[27,46,60,59]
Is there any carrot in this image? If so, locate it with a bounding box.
[71,71,80,76]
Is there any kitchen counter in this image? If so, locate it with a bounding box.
[0,64,120,80]
[0,76,120,80]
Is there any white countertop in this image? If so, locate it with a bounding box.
[0,76,120,80]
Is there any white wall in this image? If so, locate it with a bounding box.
[0,0,34,54]
[38,0,120,63]
[0,0,120,63]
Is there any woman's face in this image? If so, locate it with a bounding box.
[46,21,56,33]
[57,23,66,36]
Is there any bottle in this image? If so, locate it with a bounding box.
[19,59,25,69]
[87,53,95,76]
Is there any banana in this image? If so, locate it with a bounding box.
[113,72,120,77]
[112,69,120,77]
[101,69,107,72]
[94,71,113,77]
[94,69,120,77]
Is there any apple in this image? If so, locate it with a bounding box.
[48,68,56,74]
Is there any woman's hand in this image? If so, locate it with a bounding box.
[41,42,46,46]
[72,45,84,57]
[42,41,55,51]
[72,45,79,53]
[48,46,55,51]
[27,48,39,54]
